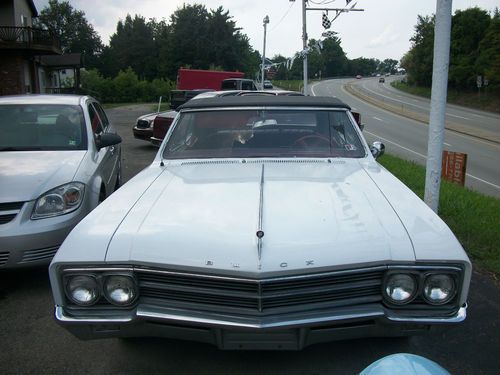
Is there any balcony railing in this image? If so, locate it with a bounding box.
[0,26,60,53]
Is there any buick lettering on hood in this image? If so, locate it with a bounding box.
[49,96,471,350]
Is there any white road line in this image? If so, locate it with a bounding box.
[365,130,500,191]
[444,142,452,146]
[448,113,470,120]
[373,117,383,121]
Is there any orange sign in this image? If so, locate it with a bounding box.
[442,150,467,186]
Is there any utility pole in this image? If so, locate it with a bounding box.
[302,0,308,95]
[261,15,270,90]
[299,0,363,95]
[424,0,452,212]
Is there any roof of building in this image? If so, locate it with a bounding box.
[177,95,351,111]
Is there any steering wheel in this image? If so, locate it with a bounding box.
[292,134,331,148]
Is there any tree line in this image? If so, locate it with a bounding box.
[401,7,499,91]
[37,1,498,101]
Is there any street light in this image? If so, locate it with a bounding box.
[261,15,269,90]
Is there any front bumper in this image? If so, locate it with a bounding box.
[0,202,88,269]
[54,304,467,350]
[133,127,153,141]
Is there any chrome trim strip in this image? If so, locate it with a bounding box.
[135,307,384,329]
[55,303,467,329]
[387,305,467,324]
[55,306,133,323]
[61,265,389,284]
[257,163,265,261]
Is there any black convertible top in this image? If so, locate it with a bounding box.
[177,95,351,111]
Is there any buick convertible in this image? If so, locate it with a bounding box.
[49,96,471,350]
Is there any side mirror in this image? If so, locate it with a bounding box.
[96,133,122,150]
[370,141,385,159]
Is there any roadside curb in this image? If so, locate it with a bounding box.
[344,82,500,145]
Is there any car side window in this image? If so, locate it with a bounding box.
[242,81,253,90]
[93,102,109,128]
[88,103,104,135]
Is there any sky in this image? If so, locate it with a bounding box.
[32,0,499,62]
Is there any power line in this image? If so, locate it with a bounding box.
[269,1,296,32]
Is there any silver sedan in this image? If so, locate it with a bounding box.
[0,95,122,268]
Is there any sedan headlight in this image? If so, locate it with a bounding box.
[32,182,85,219]
[423,274,456,305]
[65,275,100,306]
[384,273,417,305]
[103,275,137,306]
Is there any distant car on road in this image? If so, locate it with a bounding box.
[49,96,471,350]
[263,80,273,89]
[356,75,362,79]
[0,95,122,268]
[379,77,385,83]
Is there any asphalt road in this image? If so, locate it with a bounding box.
[310,78,500,198]
[0,104,499,375]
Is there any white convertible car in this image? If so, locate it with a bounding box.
[49,96,471,350]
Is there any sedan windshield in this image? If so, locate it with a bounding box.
[0,104,87,151]
[163,109,365,159]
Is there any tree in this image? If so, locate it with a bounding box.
[38,0,103,68]
[102,15,157,80]
[475,9,500,89]
[402,15,435,86]
[449,7,491,89]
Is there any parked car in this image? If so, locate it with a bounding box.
[132,111,158,142]
[263,80,273,89]
[0,95,122,268]
[150,110,177,147]
[379,77,385,83]
[150,90,304,146]
[356,75,362,79]
[49,96,470,350]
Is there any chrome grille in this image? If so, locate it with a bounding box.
[0,252,9,266]
[137,268,384,314]
[0,201,24,225]
[20,246,59,263]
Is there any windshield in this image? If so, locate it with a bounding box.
[163,109,365,159]
[0,104,87,151]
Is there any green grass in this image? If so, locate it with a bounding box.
[379,153,500,279]
[272,80,304,93]
[391,81,500,113]
[151,102,171,112]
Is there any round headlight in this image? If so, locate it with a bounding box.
[384,274,417,304]
[103,275,137,306]
[66,275,99,306]
[423,274,456,305]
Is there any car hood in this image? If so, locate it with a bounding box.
[0,151,86,202]
[106,159,415,274]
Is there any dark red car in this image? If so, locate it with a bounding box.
[150,110,177,147]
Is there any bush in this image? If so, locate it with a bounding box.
[81,67,174,104]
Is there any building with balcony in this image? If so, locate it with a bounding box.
[0,0,81,95]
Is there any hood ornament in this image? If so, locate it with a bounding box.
[257,164,265,261]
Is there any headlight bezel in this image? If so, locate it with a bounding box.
[62,270,138,308]
[102,274,139,306]
[382,267,462,308]
[382,271,419,305]
[64,274,100,307]
[422,273,457,305]
[31,182,85,220]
